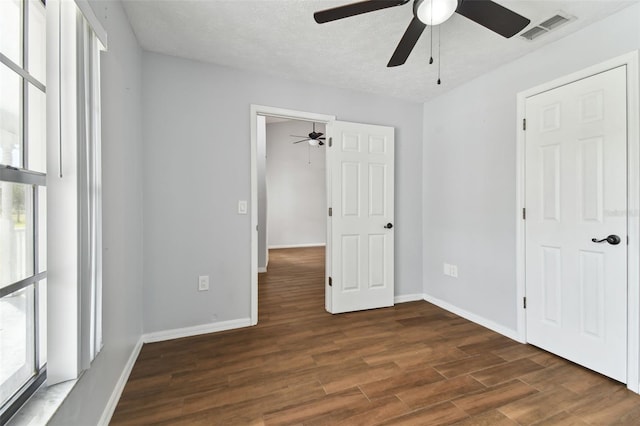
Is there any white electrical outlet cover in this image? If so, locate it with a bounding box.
[198,275,210,291]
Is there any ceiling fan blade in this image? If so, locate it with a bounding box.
[314,0,410,24]
[318,137,326,140]
[456,0,530,38]
[293,139,310,144]
[290,135,308,138]
[387,17,426,67]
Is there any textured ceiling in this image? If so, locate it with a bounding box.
[122,0,636,102]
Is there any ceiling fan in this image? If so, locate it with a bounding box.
[291,123,326,146]
[314,0,531,67]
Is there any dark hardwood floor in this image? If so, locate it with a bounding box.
[111,247,640,425]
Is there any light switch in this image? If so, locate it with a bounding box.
[238,200,248,215]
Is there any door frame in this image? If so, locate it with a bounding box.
[515,51,640,392]
[250,105,336,326]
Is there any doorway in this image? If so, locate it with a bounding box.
[250,106,335,326]
[258,117,328,273]
[516,51,640,392]
[251,106,397,322]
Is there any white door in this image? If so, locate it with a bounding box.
[525,66,627,382]
[326,121,394,314]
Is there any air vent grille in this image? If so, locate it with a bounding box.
[520,12,573,41]
[540,15,570,30]
[521,26,548,41]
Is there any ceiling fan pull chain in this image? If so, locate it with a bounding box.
[437,25,441,85]
[429,26,433,63]
[429,0,434,64]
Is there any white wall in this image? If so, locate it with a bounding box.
[142,52,424,333]
[266,120,326,248]
[422,3,640,333]
[49,0,144,423]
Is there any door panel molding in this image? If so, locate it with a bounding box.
[516,51,640,392]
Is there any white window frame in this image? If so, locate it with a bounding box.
[0,0,48,421]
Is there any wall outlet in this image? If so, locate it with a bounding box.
[443,263,458,278]
[198,275,210,291]
[449,264,458,278]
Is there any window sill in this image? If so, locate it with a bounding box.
[7,380,77,426]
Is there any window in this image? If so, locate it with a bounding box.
[0,0,48,422]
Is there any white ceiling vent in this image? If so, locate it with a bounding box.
[540,14,570,30]
[520,26,547,41]
[520,12,573,41]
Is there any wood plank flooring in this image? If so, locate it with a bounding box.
[111,247,640,425]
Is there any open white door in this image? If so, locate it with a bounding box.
[525,66,627,382]
[326,121,394,314]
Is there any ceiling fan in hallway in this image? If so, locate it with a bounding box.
[291,122,326,146]
[313,0,531,67]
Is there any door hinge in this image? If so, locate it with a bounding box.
[328,277,332,287]
[328,207,332,217]
[522,208,526,220]
[329,137,332,147]
[523,297,527,309]
[523,118,527,131]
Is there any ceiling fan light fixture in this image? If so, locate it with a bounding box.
[308,139,319,147]
[415,0,457,26]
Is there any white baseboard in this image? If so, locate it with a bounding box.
[142,318,252,344]
[268,243,326,249]
[394,294,424,304]
[258,267,267,273]
[98,336,144,426]
[99,318,251,424]
[423,294,521,342]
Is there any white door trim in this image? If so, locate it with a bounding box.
[250,105,336,326]
[515,51,640,392]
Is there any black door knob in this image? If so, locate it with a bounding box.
[384,223,393,229]
[591,234,621,245]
